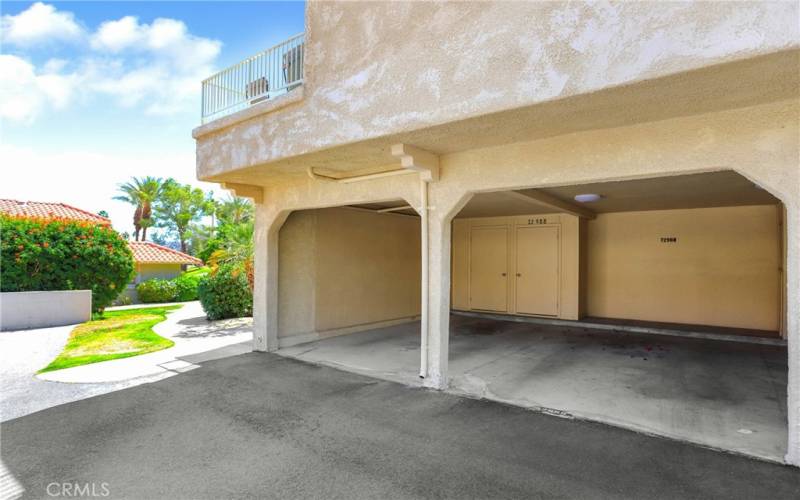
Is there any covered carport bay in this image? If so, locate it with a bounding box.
[273,201,423,384]
[272,170,788,461]
[445,170,788,461]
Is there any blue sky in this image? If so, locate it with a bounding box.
[0,1,305,234]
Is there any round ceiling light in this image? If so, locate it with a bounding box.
[574,193,602,203]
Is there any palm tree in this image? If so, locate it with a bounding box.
[113,177,164,241]
[208,220,255,290]
[217,196,253,225]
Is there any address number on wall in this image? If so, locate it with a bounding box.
[528,218,548,225]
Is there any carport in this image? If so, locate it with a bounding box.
[274,202,422,381]
[277,171,788,462]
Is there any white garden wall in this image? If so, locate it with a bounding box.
[0,290,91,331]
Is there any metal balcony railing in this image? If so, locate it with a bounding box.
[201,33,305,123]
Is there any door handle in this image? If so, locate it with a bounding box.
[516,273,521,277]
[501,273,506,277]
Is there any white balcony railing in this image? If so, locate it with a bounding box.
[201,33,305,123]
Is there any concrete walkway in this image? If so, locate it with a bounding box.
[0,302,252,422]
[38,302,252,384]
[2,353,798,499]
[0,323,151,422]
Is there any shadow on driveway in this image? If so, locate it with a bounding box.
[174,316,252,339]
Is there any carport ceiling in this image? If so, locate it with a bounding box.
[348,201,418,217]
[456,171,780,218]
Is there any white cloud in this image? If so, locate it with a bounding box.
[0,55,80,123]
[89,16,221,115]
[90,15,140,52]
[1,5,221,123]
[1,2,84,46]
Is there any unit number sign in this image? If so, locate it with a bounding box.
[527,218,548,225]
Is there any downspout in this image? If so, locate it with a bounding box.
[419,177,429,379]
[388,143,440,382]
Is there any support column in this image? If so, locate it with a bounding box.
[786,203,800,466]
[252,203,288,352]
[422,190,472,389]
[423,210,450,388]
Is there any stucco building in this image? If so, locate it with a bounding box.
[193,2,799,465]
[128,241,202,283]
[116,241,203,303]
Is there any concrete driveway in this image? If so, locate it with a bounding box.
[0,302,251,422]
[2,353,798,499]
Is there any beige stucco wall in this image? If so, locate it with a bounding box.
[136,263,183,283]
[586,205,781,331]
[195,2,798,180]
[278,211,317,338]
[277,207,420,344]
[451,213,580,320]
[314,208,421,331]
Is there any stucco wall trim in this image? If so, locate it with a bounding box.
[192,87,305,139]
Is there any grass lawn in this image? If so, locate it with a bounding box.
[39,305,182,373]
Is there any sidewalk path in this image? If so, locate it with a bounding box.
[38,302,252,383]
[1,324,146,422]
[1,302,252,421]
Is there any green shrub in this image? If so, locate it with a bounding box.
[173,268,209,301]
[197,264,252,320]
[114,294,133,306]
[136,279,177,303]
[197,238,223,264]
[1,215,134,312]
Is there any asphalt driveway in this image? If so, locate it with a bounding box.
[2,353,799,499]
[0,323,140,422]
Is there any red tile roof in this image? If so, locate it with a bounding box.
[129,241,203,266]
[0,199,111,225]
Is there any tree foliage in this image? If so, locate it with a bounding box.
[1,215,134,312]
[153,180,214,253]
[113,177,164,241]
[208,220,255,290]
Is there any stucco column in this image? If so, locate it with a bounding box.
[252,203,288,352]
[786,203,800,466]
[423,188,472,389]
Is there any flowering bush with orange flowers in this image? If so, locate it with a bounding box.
[1,215,134,312]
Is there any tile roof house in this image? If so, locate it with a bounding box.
[0,199,111,225]
[124,242,203,304]
[128,241,203,265]
[0,198,202,294]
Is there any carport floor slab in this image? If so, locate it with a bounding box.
[278,315,788,462]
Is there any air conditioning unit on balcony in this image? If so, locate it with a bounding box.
[246,77,269,105]
[283,43,304,91]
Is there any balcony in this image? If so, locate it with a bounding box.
[201,33,305,124]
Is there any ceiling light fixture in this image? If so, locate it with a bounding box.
[574,193,602,203]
